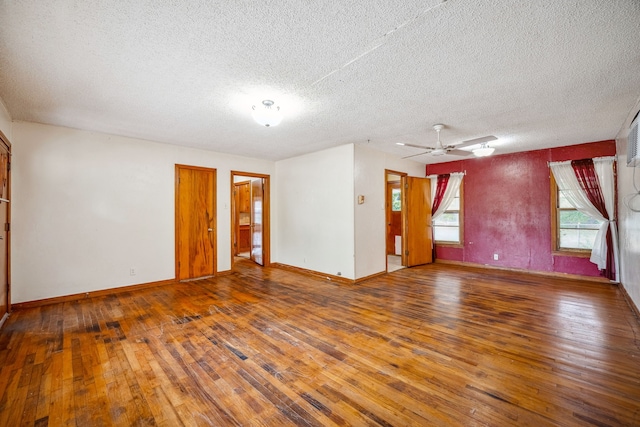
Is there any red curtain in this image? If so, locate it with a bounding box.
[431,174,450,213]
[571,159,615,279]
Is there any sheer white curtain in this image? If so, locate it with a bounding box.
[549,157,618,281]
[593,157,619,282]
[430,172,464,220]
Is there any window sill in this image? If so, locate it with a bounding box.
[552,249,592,258]
[435,242,463,249]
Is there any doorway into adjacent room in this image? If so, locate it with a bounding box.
[386,170,406,272]
[385,170,434,272]
[231,172,270,268]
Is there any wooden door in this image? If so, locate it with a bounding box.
[402,176,433,267]
[0,132,9,325]
[175,165,216,280]
[250,178,263,266]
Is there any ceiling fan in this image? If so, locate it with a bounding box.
[399,124,497,159]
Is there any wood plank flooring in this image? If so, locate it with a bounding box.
[1,260,639,426]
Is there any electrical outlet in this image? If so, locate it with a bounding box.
[130,268,136,276]
[493,253,499,261]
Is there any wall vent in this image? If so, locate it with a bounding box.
[628,112,640,167]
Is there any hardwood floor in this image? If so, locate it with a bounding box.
[1,261,639,426]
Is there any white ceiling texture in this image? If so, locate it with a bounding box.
[1,1,639,163]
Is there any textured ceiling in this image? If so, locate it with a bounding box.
[1,0,639,163]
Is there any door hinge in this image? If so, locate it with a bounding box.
[4,223,8,232]
[405,250,409,256]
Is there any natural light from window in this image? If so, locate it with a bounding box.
[557,190,603,250]
[434,188,461,243]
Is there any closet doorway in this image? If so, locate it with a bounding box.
[231,172,270,267]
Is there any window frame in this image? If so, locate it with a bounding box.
[433,180,464,247]
[550,173,593,257]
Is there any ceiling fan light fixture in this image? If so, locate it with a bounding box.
[252,100,282,127]
[473,143,495,157]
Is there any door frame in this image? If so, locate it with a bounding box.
[233,180,251,256]
[385,169,407,271]
[0,130,10,325]
[175,164,217,280]
[230,171,271,267]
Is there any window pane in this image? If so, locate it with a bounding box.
[434,226,459,242]
[434,212,459,226]
[559,211,602,229]
[559,229,599,249]
[558,190,573,209]
[447,197,460,211]
[558,210,603,249]
[391,189,401,211]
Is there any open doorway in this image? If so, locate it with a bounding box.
[231,171,270,268]
[385,170,406,272]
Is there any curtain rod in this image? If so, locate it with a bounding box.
[547,156,616,167]
[426,170,466,178]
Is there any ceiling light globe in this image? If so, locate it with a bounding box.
[252,100,283,127]
[473,146,495,157]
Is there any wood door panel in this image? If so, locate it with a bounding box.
[0,133,10,321]
[176,166,216,280]
[250,178,263,265]
[402,176,433,267]
[0,202,7,316]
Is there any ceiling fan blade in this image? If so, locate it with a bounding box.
[446,149,473,156]
[456,135,497,148]
[401,143,436,150]
[402,151,430,159]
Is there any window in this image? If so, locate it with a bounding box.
[433,184,462,244]
[551,175,603,253]
[391,188,401,211]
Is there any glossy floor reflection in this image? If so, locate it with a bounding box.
[1,261,639,426]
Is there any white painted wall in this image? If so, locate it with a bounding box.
[616,99,640,311]
[12,122,275,303]
[0,98,11,140]
[353,144,425,279]
[275,144,355,279]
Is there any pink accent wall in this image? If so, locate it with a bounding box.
[426,140,616,277]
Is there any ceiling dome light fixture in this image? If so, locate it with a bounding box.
[252,99,282,127]
[473,143,495,157]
